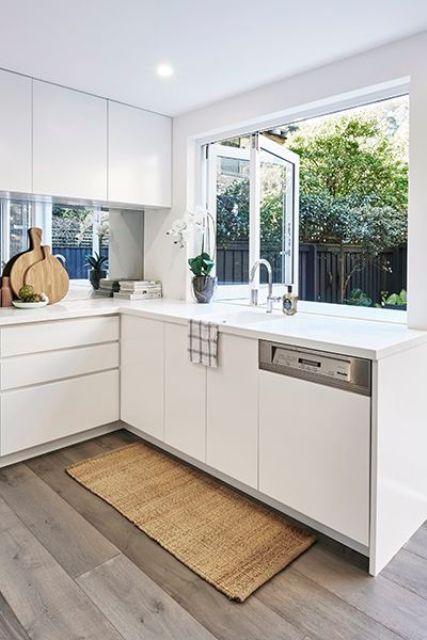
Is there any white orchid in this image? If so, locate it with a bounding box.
[166,207,205,248]
[77,210,110,245]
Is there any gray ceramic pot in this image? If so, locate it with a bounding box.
[192,275,217,304]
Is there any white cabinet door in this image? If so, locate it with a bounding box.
[0,70,32,193]
[33,81,107,200]
[206,335,258,488]
[164,323,206,461]
[108,101,171,207]
[0,370,119,455]
[121,315,164,439]
[259,370,370,545]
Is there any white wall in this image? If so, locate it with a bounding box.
[144,31,427,328]
[108,209,144,280]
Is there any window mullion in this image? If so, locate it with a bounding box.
[93,210,100,255]
[2,200,11,265]
[249,133,260,285]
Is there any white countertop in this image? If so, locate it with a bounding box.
[0,296,426,360]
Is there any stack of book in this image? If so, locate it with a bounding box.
[94,279,120,297]
[114,280,162,301]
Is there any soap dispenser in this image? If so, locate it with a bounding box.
[282,285,298,316]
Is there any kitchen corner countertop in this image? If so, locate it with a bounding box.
[0,296,426,361]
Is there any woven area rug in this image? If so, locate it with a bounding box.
[66,442,315,601]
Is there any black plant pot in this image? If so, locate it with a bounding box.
[192,275,217,304]
[383,303,407,311]
[89,269,107,290]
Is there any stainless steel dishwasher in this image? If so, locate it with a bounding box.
[258,340,372,549]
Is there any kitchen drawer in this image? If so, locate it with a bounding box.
[0,343,119,390]
[0,316,119,357]
[0,370,119,455]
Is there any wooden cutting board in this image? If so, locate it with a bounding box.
[24,246,69,304]
[9,227,44,295]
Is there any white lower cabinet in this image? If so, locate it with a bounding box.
[259,370,370,545]
[0,370,119,455]
[120,315,164,439]
[206,335,258,488]
[164,323,206,461]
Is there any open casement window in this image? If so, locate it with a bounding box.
[206,133,299,301]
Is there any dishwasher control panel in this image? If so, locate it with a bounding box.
[260,341,371,395]
[272,347,351,381]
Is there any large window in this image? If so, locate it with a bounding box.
[208,94,408,311]
[0,200,109,281]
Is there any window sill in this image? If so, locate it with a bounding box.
[218,293,407,325]
[64,280,94,301]
[297,300,407,325]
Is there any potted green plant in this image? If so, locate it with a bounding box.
[86,252,108,290]
[345,288,373,307]
[166,208,217,303]
[188,210,216,303]
[381,289,407,310]
[188,252,216,303]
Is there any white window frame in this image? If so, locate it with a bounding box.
[206,134,300,301]
[0,199,33,270]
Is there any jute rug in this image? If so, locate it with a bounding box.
[66,442,315,601]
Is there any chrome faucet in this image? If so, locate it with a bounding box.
[249,259,281,313]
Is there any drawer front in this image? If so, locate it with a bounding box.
[0,370,119,455]
[0,316,119,357]
[1,343,119,390]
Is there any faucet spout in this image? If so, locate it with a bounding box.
[250,259,277,313]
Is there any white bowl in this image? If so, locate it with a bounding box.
[12,299,49,309]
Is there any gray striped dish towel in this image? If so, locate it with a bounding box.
[188,319,219,367]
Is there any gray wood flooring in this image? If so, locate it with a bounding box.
[0,430,425,640]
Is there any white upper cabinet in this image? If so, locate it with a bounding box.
[0,70,32,193]
[33,81,108,201]
[108,101,172,208]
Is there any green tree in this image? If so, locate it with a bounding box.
[289,117,408,217]
[288,116,408,302]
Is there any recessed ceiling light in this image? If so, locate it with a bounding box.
[157,64,173,78]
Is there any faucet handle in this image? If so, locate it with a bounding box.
[250,288,259,306]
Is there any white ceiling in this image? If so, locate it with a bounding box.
[1,0,427,116]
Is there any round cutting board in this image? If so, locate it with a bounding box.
[24,246,69,304]
[9,227,44,296]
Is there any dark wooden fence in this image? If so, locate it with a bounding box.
[217,242,407,304]
[52,246,108,279]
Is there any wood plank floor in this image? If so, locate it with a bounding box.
[0,430,425,640]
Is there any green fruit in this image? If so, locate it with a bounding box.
[18,284,34,301]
